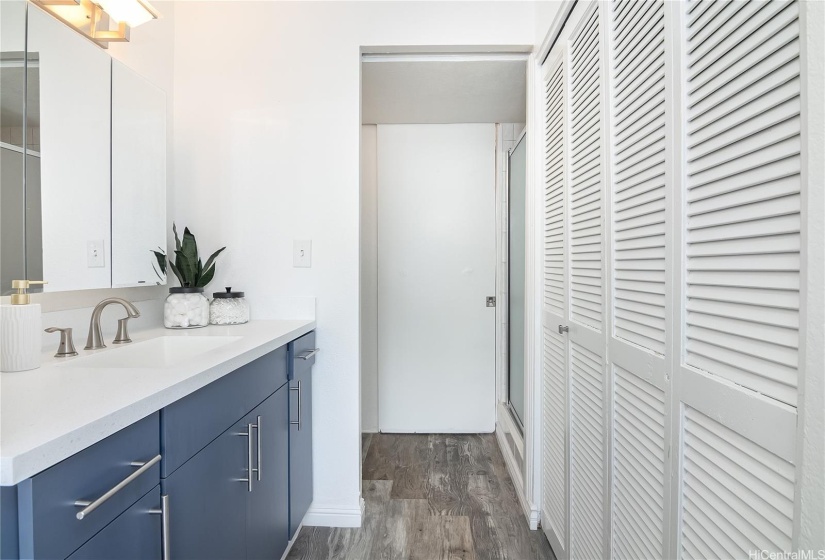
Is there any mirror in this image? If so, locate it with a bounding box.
[0,0,29,292]
[28,6,113,292]
[111,60,166,287]
[0,3,167,294]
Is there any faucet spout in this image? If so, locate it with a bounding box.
[85,298,141,350]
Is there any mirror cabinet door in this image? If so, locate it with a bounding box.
[28,5,112,292]
[0,0,28,294]
[112,60,167,288]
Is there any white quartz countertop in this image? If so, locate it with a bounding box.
[0,319,315,486]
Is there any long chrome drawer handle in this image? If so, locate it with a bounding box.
[297,348,320,360]
[256,415,262,482]
[74,454,161,520]
[235,422,258,492]
[148,494,170,560]
[290,381,302,431]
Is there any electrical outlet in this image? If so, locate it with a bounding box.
[87,240,105,268]
[293,240,311,268]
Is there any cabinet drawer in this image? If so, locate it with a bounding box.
[288,331,317,380]
[17,412,160,560]
[66,486,161,560]
[161,346,288,477]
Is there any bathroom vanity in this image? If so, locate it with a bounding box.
[0,321,316,560]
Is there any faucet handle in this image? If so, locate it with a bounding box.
[113,318,133,344]
[44,327,79,358]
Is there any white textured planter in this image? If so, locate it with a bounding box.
[164,289,209,329]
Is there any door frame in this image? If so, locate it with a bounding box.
[493,52,544,532]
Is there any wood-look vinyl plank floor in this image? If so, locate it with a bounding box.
[287,433,555,560]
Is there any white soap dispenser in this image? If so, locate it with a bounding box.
[1,280,47,373]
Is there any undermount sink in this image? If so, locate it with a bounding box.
[62,335,243,369]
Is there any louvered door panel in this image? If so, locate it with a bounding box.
[611,0,667,355]
[680,406,795,558]
[545,53,567,318]
[569,342,605,560]
[569,3,604,331]
[612,366,666,559]
[565,5,608,560]
[542,327,567,548]
[684,0,802,406]
[541,50,568,556]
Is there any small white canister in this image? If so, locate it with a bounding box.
[209,287,249,325]
[164,287,210,329]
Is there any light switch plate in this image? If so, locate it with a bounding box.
[293,240,312,268]
[87,240,105,268]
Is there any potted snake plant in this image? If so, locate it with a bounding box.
[159,224,226,329]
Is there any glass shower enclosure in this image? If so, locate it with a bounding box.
[507,131,526,428]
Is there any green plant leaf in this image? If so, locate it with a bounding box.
[151,249,167,275]
[181,228,198,261]
[173,223,182,253]
[200,247,226,279]
[168,261,185,286]
[196,264,215,288]
[167,224,226,289]
[175,249,197,287]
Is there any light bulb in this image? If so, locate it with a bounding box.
[96,0,157,27]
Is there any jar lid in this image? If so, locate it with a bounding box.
[213,286,245,299]
[170,286,204,294]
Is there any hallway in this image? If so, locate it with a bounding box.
[286,433,555,560]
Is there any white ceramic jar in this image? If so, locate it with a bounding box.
[164,287,209,329]
[209,287,249,325]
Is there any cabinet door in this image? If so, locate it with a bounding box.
[66,486,161,560]
[163,421,248,560]
[246,386,289,560]
[289,365,313,538]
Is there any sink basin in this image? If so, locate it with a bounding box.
[62,336,243,369]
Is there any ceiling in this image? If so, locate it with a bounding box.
[361,58,527,125]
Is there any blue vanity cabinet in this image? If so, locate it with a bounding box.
[0,331,315,560]
[160,343,299,560]
[1,487,18,559]
[288,331,317,538]
[65,486,162,560]
[161,347,288,478]
[161,412,249,560]
[16,413,160,560]
[245,386,290,560]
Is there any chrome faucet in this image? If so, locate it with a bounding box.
[85,298,141,350]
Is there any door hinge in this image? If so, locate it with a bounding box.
[486,296,496,307]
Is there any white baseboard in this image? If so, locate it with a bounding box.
[495,425,539,530]
[302,498,365,528]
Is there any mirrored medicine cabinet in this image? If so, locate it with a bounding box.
[0,0,167,295]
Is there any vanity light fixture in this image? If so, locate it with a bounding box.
[30,0,159,48]
[95,0,158,28]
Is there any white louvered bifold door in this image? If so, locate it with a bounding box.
[608,0,672,558]
[676,0,802,557]
[540,46,569,560]
[566,4,609,560]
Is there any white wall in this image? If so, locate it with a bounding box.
[360,125,378,433]
[535,1,563,47]
[172,1,535,526]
